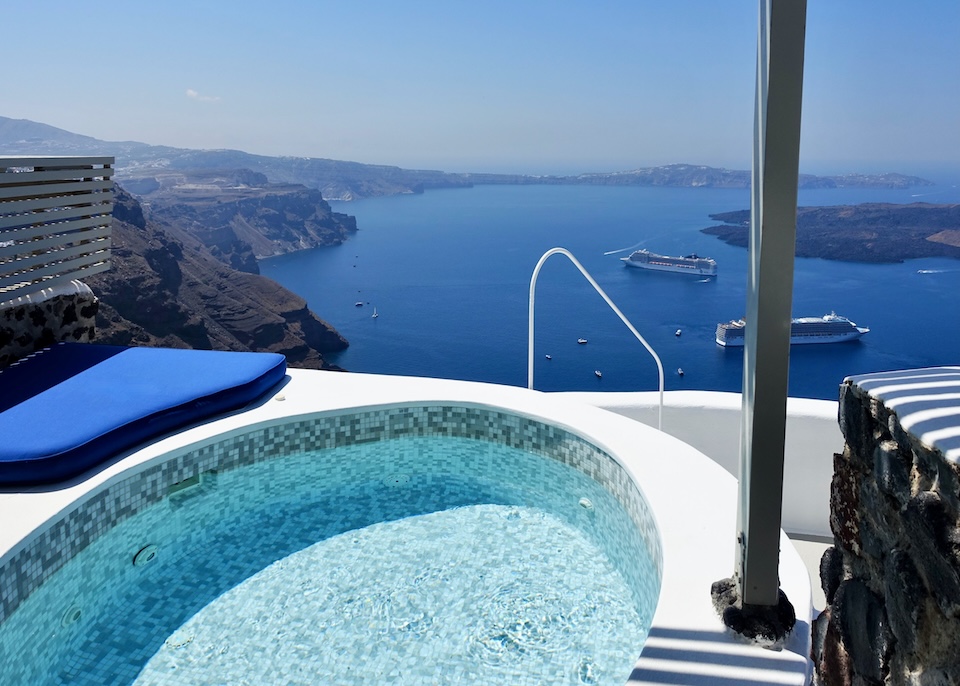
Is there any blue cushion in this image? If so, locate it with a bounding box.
[0,343,287,486]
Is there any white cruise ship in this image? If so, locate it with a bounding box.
[715,313,870,347]
[621,249,717,276]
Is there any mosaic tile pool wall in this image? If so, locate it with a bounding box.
[0,405,663,628]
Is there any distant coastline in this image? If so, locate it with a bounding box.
[702,202,960,263]
[0,116,937,201]
[458,166,933,193]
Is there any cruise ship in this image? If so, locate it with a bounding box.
[621,249,717,276]
[715,313,870,347]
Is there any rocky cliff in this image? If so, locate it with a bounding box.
[702,202,960,262]
[86,189,348,369]
[123,169,357,273]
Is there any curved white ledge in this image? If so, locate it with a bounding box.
[561,390,842,541]
[0,371,813,684]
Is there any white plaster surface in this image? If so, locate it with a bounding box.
[789,539,830,613]
[0,279,93,310]
[563,390,841,540]
[0,371,813,684]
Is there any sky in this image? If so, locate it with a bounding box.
[4,1,958,176]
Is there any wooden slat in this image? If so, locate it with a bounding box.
[0,225,112,259]
[1,237,110,274]
[0,248,110,290]
[0,179,113,201]
[0,157,114,299]
[0,238,111,277]
[0,214,112,244]
[0,192,113,216]
[0,167,114,187]
[0,261,111,307]
[0,201,113,231]
[0,156,113,169]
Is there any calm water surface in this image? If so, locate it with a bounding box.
[262,179,960,400]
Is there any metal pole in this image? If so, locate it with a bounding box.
[737,0,807,607]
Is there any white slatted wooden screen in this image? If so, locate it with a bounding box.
[0,157,114,305]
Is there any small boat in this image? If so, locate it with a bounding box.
[577,338,588,345]
[675,329,682,337]
[545,354,552,360]
[677,368,685,377]
[372,307,379,319]
[594,370,602,378]
[354,301,363,307]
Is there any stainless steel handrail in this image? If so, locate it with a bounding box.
[527,247,664,430]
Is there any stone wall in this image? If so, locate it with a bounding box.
[812,368,960,686]
[0,281,98,369]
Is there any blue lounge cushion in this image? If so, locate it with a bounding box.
[0,343,287,486]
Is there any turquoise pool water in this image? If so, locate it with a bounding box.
[0,435,660,685]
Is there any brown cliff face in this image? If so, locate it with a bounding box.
[122,169,357,273]
[86,189,348,369]
[703,203,960,263]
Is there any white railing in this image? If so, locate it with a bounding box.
[0,157,114,306]
[528,247,664,429]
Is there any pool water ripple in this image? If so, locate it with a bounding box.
[0,436,658,685]
[135,505,644,685]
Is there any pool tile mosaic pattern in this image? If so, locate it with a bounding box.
[0,406,662,683]
[127,505,644,685]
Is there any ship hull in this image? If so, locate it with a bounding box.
[716,330,867,347]
[621,258,717,276]
[716,315,869,347]
[621,248,718,276]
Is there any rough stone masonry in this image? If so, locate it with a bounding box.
[812,367,960,686]
[0,281,98,369]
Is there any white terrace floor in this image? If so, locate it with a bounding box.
[1,371,826,685]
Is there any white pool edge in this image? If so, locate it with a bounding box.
[0,370,812,685]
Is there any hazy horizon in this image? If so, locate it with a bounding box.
[5,113,960,187]
[5,2,958,175]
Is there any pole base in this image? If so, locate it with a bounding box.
[711,577,796,649]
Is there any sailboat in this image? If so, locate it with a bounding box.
[372,307,379,319]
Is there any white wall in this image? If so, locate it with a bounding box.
[558,390,841,540]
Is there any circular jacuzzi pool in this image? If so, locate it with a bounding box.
[0,405,662,685]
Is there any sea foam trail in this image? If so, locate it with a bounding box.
[604,241,645,256]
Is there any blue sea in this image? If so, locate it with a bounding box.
[261,177,960,401]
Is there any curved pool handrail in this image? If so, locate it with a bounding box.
[528,247,664,430]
